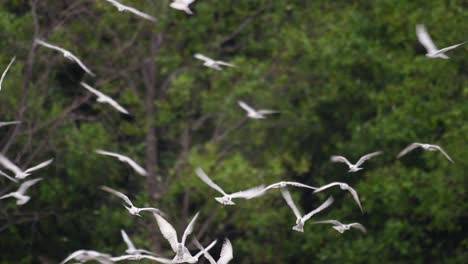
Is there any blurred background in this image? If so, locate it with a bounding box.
[0,0,466,263]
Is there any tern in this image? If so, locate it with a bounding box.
[249,181,317,199]
[281,188,334,232]
[313,220,366,234]
[0,121,21,128]
[170,0,196,15]
[0,178,42,205]
[96,150,147,176]
[313,182,363,212]
[81,82,129,115]
[416,24,467,59]
[35,39,95,76]
[103,0,157,22]
[0,154,53,180]
[112,254,172,263]
[101,186,163,216]
[238,101,278,119]
[195,238,233,264]
[0,56,15,92]
[397,142,453,163]
[154,212,199,263]
[330,151,383,172]
[194,53,235,70]
[60,250,113,264]
[195,167,265,205]
[120,229,156,256]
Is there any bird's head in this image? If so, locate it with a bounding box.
[215,196,234,205]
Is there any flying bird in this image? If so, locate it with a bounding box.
[194,53,236,70]
[0,56,15,92]
[103,0,157,22]
[0,121,21,128]
[60,250,114,264]
[281,188,334,233]
[416,24,467,59]
[238,101,278,119]
[120,229,156,256]
[330,151,383,172]
[249,181,317,199]
[0,154,53,180]
[0,178,42,205]
[313,182,363,212]
[101,186,163,216]
[195,238,233,264]
[96,150,147,176]
[195,167,265,205]
[35,39,95,76]
[313,220,366,234]
[397,142,454,163]
[154,212,199,263]
[170,0,196,15]
[81,82,129,115]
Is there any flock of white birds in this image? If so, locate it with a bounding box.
[0,0,464,263]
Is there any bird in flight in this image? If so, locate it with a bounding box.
[0,56,15,92]
[249,181,317,199]
[35,39,95,76]
[194,53,236,70]
[0,154,53,180]
[103,0,157,22]
[281,188,334,232]
[60,250,113,264]
[0,121,21,128]
[170,0,196,15]
[101,186,163,216]
[120,229,156,256]
[397,142,454,163]
[238,101,278,119]
[313,220,367,234]
[330,151,383,172]
[96,149,147,176]
[416,24,467,59]
[195,167,265,205]
[194,238,234,264]
[0,178,43,205]
[81,82,129,115]
[313,182,363,212]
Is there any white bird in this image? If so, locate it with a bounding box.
[170,0,196,15]
[0,56,15,92]
[96,150,147,176]
[416,24,467,59]
[313,182,363,212]
[154,212,199,263]
[195,238,233,264]
[238,101,278,119]
[0,154,53,180]
[281,188,334,233]
[0,121,21,128]
[194,53,236,71]
[35,39,95,76]
[0,170,18,183]
[80,82,129,115]
[195,167,265,205]
[120,229,156,256]
[103,0,157,22]
[60,250,114,264]
[249,181,317,199]
[397,142,454,163]
[111,254,172,263]
[313,220,367,234]
[101,186,163,217]
[0,178,42,205]
[330,151,383,172]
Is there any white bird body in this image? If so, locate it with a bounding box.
[0,121,21,128]
[397,142,453,163]
[238,101,278,119]
[194,53,235,70]
[195,167,265,205]
[0,56,15,92]
[96,150,147,176]
[101,186,163,216]
[330,151,382,172]
[195,238,233,264]
[35,39,95,76]
[103,0,157,22]
[416,24,467,59]
[0,154,53,180]
[170,0,196,15]
[60,250,113,264]
[313,182,363,212]
[120,229,155,256]
[313,220,366,234]
[80,82,129,115]
[0,178,43,205]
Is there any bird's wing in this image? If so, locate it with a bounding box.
[194,53,212,62]
[140,255,173,263]
[154,213,179,252]
[181,212,199,245]
[303,196,334,221]
[433,145,454,163]
[330,156,352,167]
[0,170,18,183]
[0,193,13,200]
[123,6,157,22]
[0,56,15,92]
[120,229,136,251]
[0,154,23,175]
[230,184,266,199]
[193,239,217,264]
[107,99,130,115]
[257,109,279,115]
[183,0,196,5]
[349,223,367,233]
[67,53,95,76]
[60,250,85,264]
[81,82,106,98]
[237,101,257,114]
[218,238,234,264]
[416,24,438,53]
[35,39,67,53]
[313,182,340,193]
[139,207,163,214]
[95,149,122,158]
[100,186,133,207]
[193,239,217,259]
[195,168,227,195]
[355,151,383,167]
[280,188,302,219]
[0,121,21,127]
[216,61,236,67]
[433,41,468,55]
[123,158,147,176]
[345,186,363,212]
[397,143,422,158]
[24,158,53,174]
[283,182,317,190]
[17,178,43,194]
[312,219,342,226]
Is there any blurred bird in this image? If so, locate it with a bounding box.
[80,82,129,115]
[170,0,196,15]
[101,186,163,216]
[330,151,383,172]
[313,220,367,234]
[0,178,42,205]
[120,229,156,256]
[416,24,467,59]
[35,39,95,76]
[194,238,233,264]
[195,167,265,205]
[0,121,21,128]
[103,0,157,22]
[397,142,453,163]
[238,101,279,119]
[0,154,53,180]
[194,53,236,70]
[60,250,113,264]
[249,181,317,199]
[313,182,363,212]
[96,150,147,176]
[0,56,15,92]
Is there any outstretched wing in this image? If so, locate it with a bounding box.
[416,24,438,53]
[100,186,133,207]
[312,219,342,226]
[123,158,147,176]
[257,109,279,115]
[17,178,43,194]
[154,213,179,252]
[349,223,367,233]
[313,182,341,194]
[216,61,236,67]
[67,53,95,76]
[181,212,199,245]
[96,149,122,158]
[193,239,217,264]
[123,5,157,22]
[60,250,85,264]
[230,184,266,199]
[218,238,234,264]
[0,170,18,183]
[24,159,54,174]
[193,239,217,259]
[433,41,468,55]
[237,101,256,114]
[345,186,363,212]
[330,155,352,167]
[120,229,136,251]
[0,154,23,175]
[433,145,454,163]
[81,82,106,98]
[303,196,334,221]
[283,181,317,190]
[195,168,227,195]
[194,53,212,62]
[397,143,423,158]
[280,188,302,219]
[0,121,21,128]
[0,56,15,92]
[355,151,382,167]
